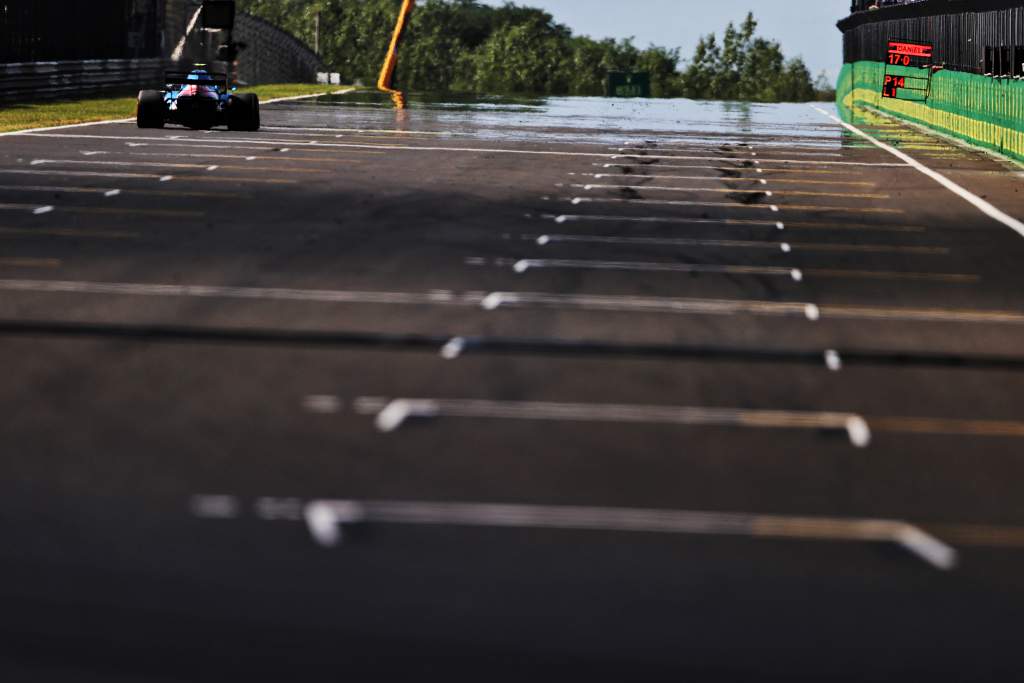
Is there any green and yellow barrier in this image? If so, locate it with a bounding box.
[837,61,1024,164]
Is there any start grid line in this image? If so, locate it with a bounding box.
[190,494,959,571]
[6,103,1024,580]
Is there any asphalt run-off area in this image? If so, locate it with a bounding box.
[3,92,1024,680]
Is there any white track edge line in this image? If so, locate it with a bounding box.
[810,105,1024,239]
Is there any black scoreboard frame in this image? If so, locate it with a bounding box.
[882,39,935,102]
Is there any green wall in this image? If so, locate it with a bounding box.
[837,61,1024,164]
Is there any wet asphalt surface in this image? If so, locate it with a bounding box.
[2,93,1024,681]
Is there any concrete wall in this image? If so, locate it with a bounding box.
[163,1,322,85]
[234,13,323,85]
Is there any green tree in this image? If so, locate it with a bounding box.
[235,1,825,102]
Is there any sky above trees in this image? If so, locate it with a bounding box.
[478,0,851,82]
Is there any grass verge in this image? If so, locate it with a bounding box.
[0,83,352,133]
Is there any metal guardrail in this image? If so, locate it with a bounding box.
[0,58,165,103]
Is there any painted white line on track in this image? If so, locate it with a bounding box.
[262,125,446,136]
[483,257,804,282]
[19,133,629,158]
[0,203,53,213]
[477,290,822,321]
[261,88,355,105]
[0,279,472,306]
[300,498,954,569]
[83,151,272,161]
[599,163,863,176]
[610,153,909,167]
[811,105,1024,239]
[615,146,844,158]
[0,169,166,181]
[2,278,1014,324]
[0,118,134,138]
[575,183,775,197]
[578,184,889,200]
[32,159,220,170]
[522,234,943,255]
[569,197,781,212]
[0,278,820,321]
[352,397,872,448]
[441,337,467,360]
[543,214,786,230]
[585,173,875,187]
[0,184,119,196]
[189,495,241,519]
[27,159,316,174]
[16,132,865,162]
[299,498,955,570]
[303,395,345,414]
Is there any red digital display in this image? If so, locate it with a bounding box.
[881,40,933,100]
[882,74,906,98]
[887,41,934,66]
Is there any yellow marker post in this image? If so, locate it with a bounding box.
[378,0,416,109]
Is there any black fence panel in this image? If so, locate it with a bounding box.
[841,1,1024,76]
[1,0,162,63]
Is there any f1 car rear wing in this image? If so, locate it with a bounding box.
[163,71,229,89]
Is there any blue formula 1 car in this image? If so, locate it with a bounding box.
[137,68,260,131]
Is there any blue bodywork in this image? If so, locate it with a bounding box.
[138,66,259,131]
[163,68,232,129]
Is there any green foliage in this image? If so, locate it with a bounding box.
[235,1,826,102]
[679,13,818,102]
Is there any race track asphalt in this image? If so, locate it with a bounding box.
[2,93,1024,681]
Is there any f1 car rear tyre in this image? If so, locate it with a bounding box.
[136,90,165,129]
[227,93,260,132]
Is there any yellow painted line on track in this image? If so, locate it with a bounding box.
[759,179,880,188]
[172,176,297,185]
[526,234,948,255]
[594,176,879,188]
[581,184,891,200]
[299,497,955,568]
[784,220,925,232]
[871,416,1024,439]
[354,396,872,447]
[0,227,138,239]
[779,204,904,214]
[792,243,949,255]
[820,304,1024,324]
[770,189,888,197]
[603,163,876,176]
[804,268,977,283]
[0,257,61,268]
[934,525,1024,548]
[574,196,902,215]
